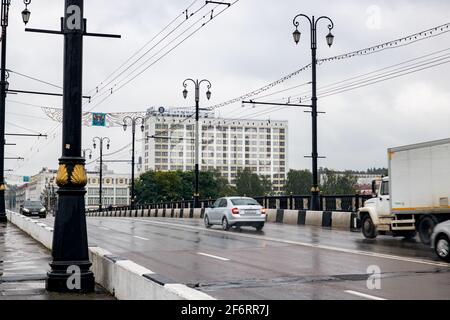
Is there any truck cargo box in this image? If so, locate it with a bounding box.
[389,138,450,215]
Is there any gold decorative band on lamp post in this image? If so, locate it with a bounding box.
[56,163,88,188]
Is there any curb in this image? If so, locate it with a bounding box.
[6,210,214,300]
[89,208,360,231]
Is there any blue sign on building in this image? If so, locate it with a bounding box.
[92,113,106,127]
[23,176,30,183]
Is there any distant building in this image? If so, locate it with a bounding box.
[141,107,289,193]
[13,167,131,210]
[85,165,131,209]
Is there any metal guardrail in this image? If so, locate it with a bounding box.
[86,194,373,214]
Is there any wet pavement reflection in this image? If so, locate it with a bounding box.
[0,222,114,300]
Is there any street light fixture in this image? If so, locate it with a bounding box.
[22,0,32,25]
[182,78,212,208]
[0,0,33,224]
[93,137,110,212]
[293,28,301,44]
[82,148,92,160]
[292,13,334,211]
[122,116,145,210]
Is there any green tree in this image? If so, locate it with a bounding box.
[135,169,234,204]
[235,168,272,197]
[284,169,312,195]
[320,169,357,195]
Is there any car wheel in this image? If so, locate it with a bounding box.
[361,215,377,239]
[418,216,438,245]
[435,234,450,262]
[204,215,211,228]
[256,223,264,231]
[222,217,230,231]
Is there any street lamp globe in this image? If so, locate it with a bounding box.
[140,124,145,132]
[22,8,31,25]
[93,142,97,149]
[293,28,301,45]
[183,88,188,99]
[326,31,334,47]
[122,123,127,131]
[107,143,110,150]
[4,80,9,92]
[206,90,211,100]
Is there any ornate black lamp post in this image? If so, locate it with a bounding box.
[93,137,110,212]
[82,148,92,160]
[182,79,212,208]
[292,13,334,210]
[0,0,32,223]
[122,116,145,209]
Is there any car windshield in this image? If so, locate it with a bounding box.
[24,201,42,208]
[231,198,260,206]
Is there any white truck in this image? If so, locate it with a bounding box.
[358,138,450,245]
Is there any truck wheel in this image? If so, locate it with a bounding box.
[418,216,438,245]
[435,234,450,262]
[361,215,377,239]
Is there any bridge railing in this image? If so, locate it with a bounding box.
[86,194,373,215]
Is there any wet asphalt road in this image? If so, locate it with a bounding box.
[0,223,113,300]
[44,216,450,300]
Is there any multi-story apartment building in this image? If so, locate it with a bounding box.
[13,167,131,210]
[85,166,131,208]
[141,107,288,193]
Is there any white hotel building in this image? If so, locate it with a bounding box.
[141,107,288,193]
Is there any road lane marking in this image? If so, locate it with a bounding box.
[107,217,450,268]
[197,252,230,261]
[133,236,149,241]
[345,290,387,300]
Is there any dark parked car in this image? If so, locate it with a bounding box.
[20,200,47,218]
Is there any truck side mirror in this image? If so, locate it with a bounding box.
[371,180,377,197]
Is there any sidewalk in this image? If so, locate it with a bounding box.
[0,222,114,300]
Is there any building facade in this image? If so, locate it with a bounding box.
[13,167,131,210]
[141,107,289,193]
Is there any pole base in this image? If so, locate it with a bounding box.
[0,215,7,223]
[46,270,95,293]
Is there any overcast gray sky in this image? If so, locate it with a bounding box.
[4,0,450,183]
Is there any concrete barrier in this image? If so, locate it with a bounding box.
[6,210,214,300]
[86,207,358,231]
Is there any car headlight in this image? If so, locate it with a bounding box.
[40,208,46,213]
[23,208,30,213]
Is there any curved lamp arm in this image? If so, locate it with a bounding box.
[315,15,334,31]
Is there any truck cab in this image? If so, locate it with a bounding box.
[358,177,417,241]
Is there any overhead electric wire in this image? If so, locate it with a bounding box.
[317,59,450,99]
[86,1,208,104]
[209,22,450,112]
[86,1,240,112]
[7,69,62,90]
[274,47,450,102]
[290,53,450,102]
[85,0,200,96]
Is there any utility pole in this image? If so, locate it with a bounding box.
[0,0,32,223]
[123,116,145,209]
[182,79,212,208]
[25,0,120,293]
[292,14,334,210]
[93,137,110,212]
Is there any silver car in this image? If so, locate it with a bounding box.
[204,197,267,231]
[431,220,450,262]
